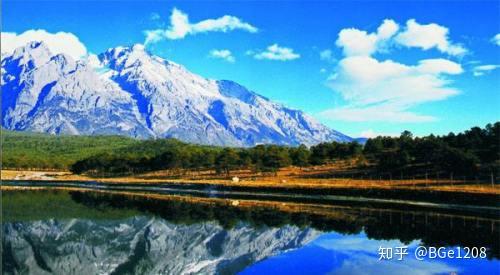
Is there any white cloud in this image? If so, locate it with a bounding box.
[144,30,164,44]
[150,12,160,21]
[322,55,462,122]
[316,234,413,253]
[492,34,500,46]
[322,104,437,123]
[359,129,400,138]
[377,19,400,40]
[416,58,463,74]
[319,49,335,62]
[1,29,87,60]
[395,19,467,56]
[472,64,500,76]
[316,234,458,275]
[336,28,378,56]
[329,56,461,105]
[335,18,467,57]
[209,49,235,63]
[322,19,466,123]
[336,19,399,56]
[474,64,500,71]
[144,8,257,43]
[253,44,300,61]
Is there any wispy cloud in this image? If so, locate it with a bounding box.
[491,33,500,46]
[150,12,160,21]
[322,104,438,123]
[208,49,235,63]
[319,49,335,62]
[322,19,465,123]
[253,44,300,61]
[359,129,400,138]
[472,64,500,76]
[144,8,258,44]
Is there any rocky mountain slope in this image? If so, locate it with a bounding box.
[1,42,352,146]
[2,216,319,274]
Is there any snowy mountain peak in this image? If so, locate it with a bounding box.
[4,217,320,274]
[14,40,46,53]
[8,41,53,68]
[100,44,165,70]
[1,41,352,146]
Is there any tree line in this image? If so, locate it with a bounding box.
[364,123,499,179]
[69,140,363,176]
[3,123,498,180]
[69,122,499,180]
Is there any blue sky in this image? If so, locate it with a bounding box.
[2,0,499,137]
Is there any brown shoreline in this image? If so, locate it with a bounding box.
[2,169,499,196]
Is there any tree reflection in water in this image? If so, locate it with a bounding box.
[69,190,500,259]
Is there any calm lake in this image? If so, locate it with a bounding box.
[2,185,499,275]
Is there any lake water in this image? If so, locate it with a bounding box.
[2,188,499,274]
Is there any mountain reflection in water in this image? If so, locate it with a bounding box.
[2,190,499,275]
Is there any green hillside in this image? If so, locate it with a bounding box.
[1,130,139,170]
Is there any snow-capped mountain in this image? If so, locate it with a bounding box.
[3,216,319,274]
[1,42,352,146]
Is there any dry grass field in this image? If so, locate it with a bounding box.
[3,162,499,196]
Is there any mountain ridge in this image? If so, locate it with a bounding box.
[3,216,320,274]
[1,42,352,146]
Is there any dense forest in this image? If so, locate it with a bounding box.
[2,122,499,180]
